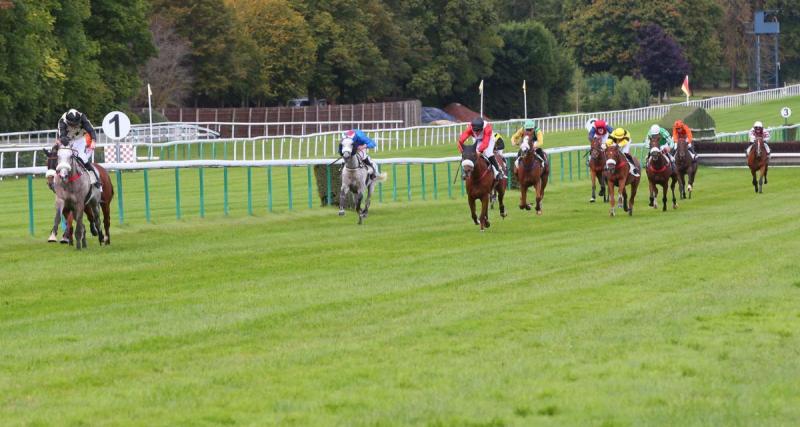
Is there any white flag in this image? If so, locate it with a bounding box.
[478,80,484,95]
[147,83,152,97]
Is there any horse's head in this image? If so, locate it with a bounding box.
[340,137,354,159]
[56,147,76,180]
[648,134,660,149]
[519,136,532,156]
[603,143,622,174]
[461,144,477,179]
[648,146,662,163]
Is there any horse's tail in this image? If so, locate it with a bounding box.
[375,172,388,183]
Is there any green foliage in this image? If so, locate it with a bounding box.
[766,0,800,82]
[571,72,650,112]
[487,21,575,118]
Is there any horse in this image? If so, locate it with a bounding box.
[645,147,679,211]
[338,140,384,224]
[45,146,113,245]
[603,143,640,217]
[515,138,549,215]
[588,135,607,203]
[489,151,508,216]
[52,147,104,249]
[462,144,504,231]
[674,138,697,199]
[747,137,769,194]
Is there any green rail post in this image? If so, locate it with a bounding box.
[224,142,228,160]
[577,152,581,180]
[174,168,182,220]
[392,163,398,201]
[287,166,293,211]
[223,167,229,216]
[460,170,465,196]
[325,165,332,206]
[447,162,453,198]
[212,142,216,159]
[432,163,438,200]
[174,144,178,161]
[27,175,34,236]
[307,165,313,209]
[406,163,411,201]
[199,142,204,160]
[379,180,383,203]
[116,170,124,225]
[247,167,253,215]
[199,168,205,218]
[267,166,273,212]
[421,164,426,200]
[160,146,165,161]
[144,169,151,222]
[560,152,565,182]
[569,151,573,181]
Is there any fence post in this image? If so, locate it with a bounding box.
[326,165,332,206]
[560,153,565,182]
[392,163,398,201]
[447,162,452,199]
[287,166,293,211]
[421,164,426,200]
[175,168,182,220]
[268,166,273,212]
[307,165,313,209]
[569,151,573,181]
[27,175,34,236]
[247,167,253,215]
[116,170,124,225]
[144,169,151,222]
[223,167,229,216]
[199,168,205,218]
[432,163,438,200]
[406,163,411,201]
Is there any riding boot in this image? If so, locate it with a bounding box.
[625,153,639,176]
[688,145,698,162]
[486,155,504,179]
[535,148,547,166]
[81,160,102,190]
[364,158,377,180]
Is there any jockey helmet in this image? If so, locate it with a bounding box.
[594,119,606,130]
[611,128,626,140]
[753,121,763,130]
[648,124,661,136]
[471,117,484,132]
[524,119,536,130]
[674,120,684,128]
[65,109,81,126]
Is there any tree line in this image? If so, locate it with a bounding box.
[1,0,798,131]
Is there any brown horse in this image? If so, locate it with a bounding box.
[588,135,607,203]
[645,147,679,211]
[489,151,508,214]
[515,139,549,215]
[674,138,697,199]
[45,146,114,245]
[603,143,640,217]
[462,144,505,230]
[747,137,769,193]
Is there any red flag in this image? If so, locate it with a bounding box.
[681,75,691,97]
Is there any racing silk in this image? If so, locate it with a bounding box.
[609,128,631,148]
[339,129,376,155]
[644,127,674,150]
[748,128,771,142]
[672,123,693,143]
[58,110,98,147]
[588,124,614,143]
[458,122,494,153]
[511,127,544,148]
[493,132,506,151]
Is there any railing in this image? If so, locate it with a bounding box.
[0,123,221,147]
[3,143,655,236]
[714,124,800,143]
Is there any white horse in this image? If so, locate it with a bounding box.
[53,147,103,249]
[338,139,386,224]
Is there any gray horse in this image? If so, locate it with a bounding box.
[53,147,104,249]
[338,140,386,224]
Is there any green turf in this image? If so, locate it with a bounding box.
[2,166,800,425]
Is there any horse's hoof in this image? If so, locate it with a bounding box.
[536,210,542,216]
[629,209,634,216]
[525,204,532,211]
[673,204,678,209]
[519,205,525,210]
[338,210,345,216]
[61,238,69,245]
[610,211,615,217]
[590,198,596,203]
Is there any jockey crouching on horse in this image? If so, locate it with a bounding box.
[512,119,547,168]
[54,109,102,190]
[672,120,698,161]
[746,121,771,158]
[608,127,639,176]
[457,117,504,180]
[588,119,612,145]
[339,129,380,181]
[645,124,675,171]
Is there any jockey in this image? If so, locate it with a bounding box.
[608,127,639,176]
[746,121,771,157]
[339,129,379,180]
[645,124,675,165]
[57,108,101,189]
[512,119,547,166]
[458,117,504,179]
[493,131,506,155]
[672,120,698,160]
[588,119,613,144]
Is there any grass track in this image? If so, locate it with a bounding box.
[2,166,800,425]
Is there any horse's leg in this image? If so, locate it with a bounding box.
[608,183,616,217]
[338,185,348,216]
[758,164,765,194]
[480,194,490,230]
[670,175,678,209]
[356,192,365,225]
[622,182,629,212]
[661,182,667,212]
[629,180,638,216]
[74,203,85,250]
[688,164,696,199]
[102,199,111,245]
[469,196,479,225]
[590,169,597,202]
[649,179,656,208]
[519,181,530,210]
[764,162,769,184]
[750,166,758,193]
[497,185,506,218]
[362,184,373,217]
[535,181,543,216]
[49,200,62,242]
[90,202,104,245]
[599,172,606,199]
[66,210,74,246]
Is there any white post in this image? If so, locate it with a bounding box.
[523,80,528,119]
[479,80,484,117]
[147,83,153,160]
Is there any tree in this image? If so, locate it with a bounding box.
[716,0,753,88]
[637,24,690,101]
[487,21,575,118]
[224,0,316,106]
[765,0,800,82]
[87,0,155,111]
[137,15,193,108]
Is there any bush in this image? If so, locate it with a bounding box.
[569,72,651,112]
